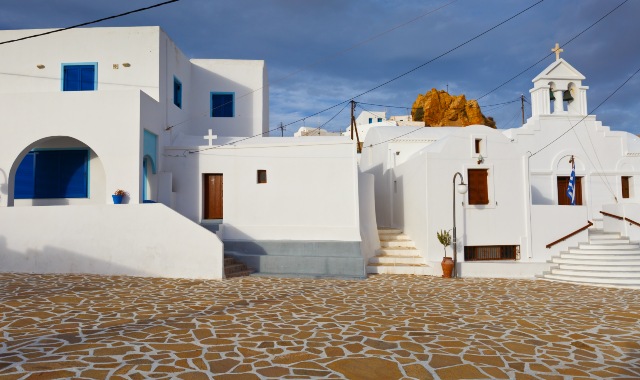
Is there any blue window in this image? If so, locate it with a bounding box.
[211,92,234,117]
[368,118,373,124]
[15,150,89,199]
[62,63,97,91]
[377,118,383,122]
[173,76,182,108]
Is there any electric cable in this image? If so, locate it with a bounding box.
[0,0,180,46]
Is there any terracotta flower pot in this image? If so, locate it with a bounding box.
[441,256,454,278]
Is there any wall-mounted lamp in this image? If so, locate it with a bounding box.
[477,154,484,164]
[122,63,131,67]
[36,64,45,69]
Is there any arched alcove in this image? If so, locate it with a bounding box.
[8,136,106,206]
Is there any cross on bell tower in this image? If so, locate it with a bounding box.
[551,43,563,61]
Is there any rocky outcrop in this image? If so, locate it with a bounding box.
[411,89,496,128]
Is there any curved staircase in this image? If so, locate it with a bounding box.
[366,229,430,275]
[541,229,640,289]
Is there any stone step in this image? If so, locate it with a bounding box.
[380,240,415,248]
[379,234,412,242]
[550,268,640,278]
[223,255,253,278]
[552,257,640,266]
[588,233,623,241]
[369,256,425,265]
[578,243,640,250]
[567,247,640,255]
[560,253,640,260]
[589,228,620,236]
[366,264,430,275]
[542,273,640,287]
[587,238,630,245]
[376,247,421,257]
[378,228,403,235]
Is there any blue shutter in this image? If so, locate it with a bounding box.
[63,65,95,91]
[174,78,182,108]
[368,118,373,124]
[15,153,35,199]
[59,150,88,198]
[15,150,88,199]
[63,66,81,91]
[34,151,59,198]
[211,93,234,117]
[80,66,95,90]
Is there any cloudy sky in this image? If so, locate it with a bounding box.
[1,0,639,136]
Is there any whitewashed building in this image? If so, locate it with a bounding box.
[0,26,368,279]
[362,53,640,287]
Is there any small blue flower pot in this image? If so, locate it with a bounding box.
[112,195,124,204]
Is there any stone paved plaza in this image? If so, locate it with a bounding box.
[0,273,639,379]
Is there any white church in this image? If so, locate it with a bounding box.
[0,26,638,287]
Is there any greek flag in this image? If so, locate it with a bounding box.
[566,158,576,205]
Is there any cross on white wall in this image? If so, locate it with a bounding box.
[203,129,218,146]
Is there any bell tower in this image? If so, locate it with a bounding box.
[530,43,589,117]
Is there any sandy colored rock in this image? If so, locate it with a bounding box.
[411,88,496,128]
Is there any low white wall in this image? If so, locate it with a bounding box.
[603,203,640,242]
[358,172,380,263]
[0,204,223,279]
[531,205,590,261]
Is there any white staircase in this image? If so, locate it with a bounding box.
[367,229,430,275]
[541,229,640,289]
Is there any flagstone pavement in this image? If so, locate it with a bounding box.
[0,273,638,380]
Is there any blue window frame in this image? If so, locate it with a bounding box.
[15,150,89,199]
[173,76,182,108]
[62,63,97,91]
[210,92,234,117]
[368,118,373,124]
[377,118,383,122]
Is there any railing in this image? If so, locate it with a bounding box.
[600,211,640,228]
[546,221,593,249]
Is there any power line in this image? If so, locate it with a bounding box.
[167,0,455,132]
[281,1,544,130]
[0,0,180,46]
[530,65,640,157]
[476,0,628,101]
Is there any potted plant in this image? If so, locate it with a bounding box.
[437,229,454,278]
[112,189,127,204]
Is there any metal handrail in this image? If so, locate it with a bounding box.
[546,221,593,249]
[600,210,640,228]
[600,211,624,220]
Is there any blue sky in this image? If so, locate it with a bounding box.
[1,0,639,136]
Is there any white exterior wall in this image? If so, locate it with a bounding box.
[0,204,223,279]
[507,114,640,223]
[0,27,161,99]
[0,90,145,206]
[164,137,361,242]
[422,128,529,266]
[189,59,268,138]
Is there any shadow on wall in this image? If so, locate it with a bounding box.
[0,236,152,277]
[0,168,6,203]
[531,186,555,205]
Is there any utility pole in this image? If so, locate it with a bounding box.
[279,122,284,137]
[350,100,361,153]
[521,94,525,125]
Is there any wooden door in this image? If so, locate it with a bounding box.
[203,174,223,219]
[557,176,582,205]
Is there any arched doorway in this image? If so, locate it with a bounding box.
[142,155,157,202]
[8,136,106,206]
